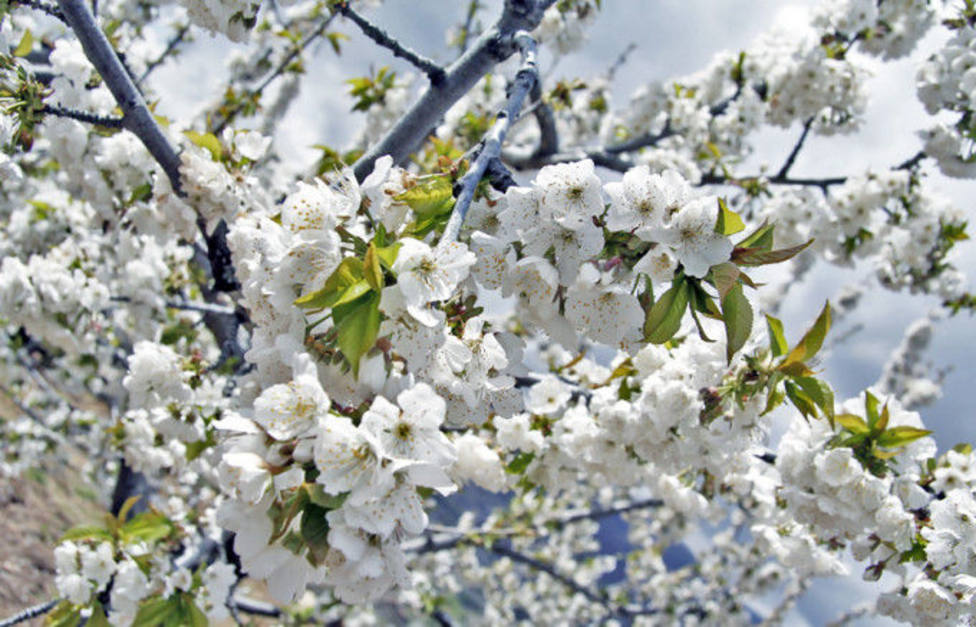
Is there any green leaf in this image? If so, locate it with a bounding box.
[182,130,223,160]
[294,257,364,309]
[865,390,881,431]
[88,601,111,627]
[793,376,835,424]
[505,451,535,475]
[133,596,181,627]
[736,221,775,250]
[644,279,689,344]
[13,29,33,57]
[374,242,400,270]
[780,301,831,369]
[784,380,817,419]
[333,290,381,376]
[59,525,113,543]
[875,401,891,433]
[363,243,384,291]
[765,314,788,358]
[120,511,173,544]
[877,426,933,449]
[836,413,870,434]
[710,262,740,300]
[307,483,347,509]
[714,197,745,235]
[180,595,209,627]
[721,282,753,363]
[46,601,82,627]
[732,239,813,266]
[117,495,142,523]
[395,177,455,217]
[301,502,331,564]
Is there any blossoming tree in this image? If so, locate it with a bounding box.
[1,0,976,624]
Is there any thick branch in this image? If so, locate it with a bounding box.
[56,0,182,193]
[338,3,446,83]
[352,0,556,181]
[441,31,538,243]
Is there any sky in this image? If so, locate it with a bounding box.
[152,1,975,623]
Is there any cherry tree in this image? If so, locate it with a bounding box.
[1,0,975,624]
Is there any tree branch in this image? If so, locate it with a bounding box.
[775,117,813,179]
[352,0,556,182]
[338,2,446,84]
[56,0,183,193]
[137,23,190,86]
[41,104,123,128]
[0,599,60,627]
[211,11,338,135]
[441,31,538,243]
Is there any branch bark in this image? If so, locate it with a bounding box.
[57,0,183,193]
[441,30,539,244]
[352,0,556,182]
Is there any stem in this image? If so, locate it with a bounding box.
[56,0,183,193]
[338,2,446,83]
[440,31,539,244]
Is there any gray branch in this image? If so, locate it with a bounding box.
[57,0,183,193]
[41,104,123,128]
[0,599,60,627]
[352,0,556,182]
[441,31,538,244]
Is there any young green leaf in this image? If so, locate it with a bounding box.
[182,130,223,161]
[644,279,689,344]
[715,198,746,235]
[395,177,455,217]
[784,380,818,419]
[877,426,933,449]
[333,291,381,376]
[294,257,365,309]
[721,282,753,363]
[765,314,788,358]
[780,301,831,369]
[363,243,384,290]
[13,29,33,57]
[836,412,870,434]
[736,221,775,250]
[793,376,835,425]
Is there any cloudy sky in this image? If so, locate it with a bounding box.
[153,2,974,623]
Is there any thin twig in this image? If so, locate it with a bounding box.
[338,2,446,84]
[441,30,538,243]
[109,295,237,317]
[137,23,190,86]
[605,42,637,82]
[895,150,926,170]
[57,0,183,193]
[41,104,124,128]
[231,596,282,617]
[775,117,814,179]
[458,0,480,55]
[211,12,337,134]
[0,599,60,627]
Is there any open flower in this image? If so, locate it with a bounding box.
[393,238,476,326]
